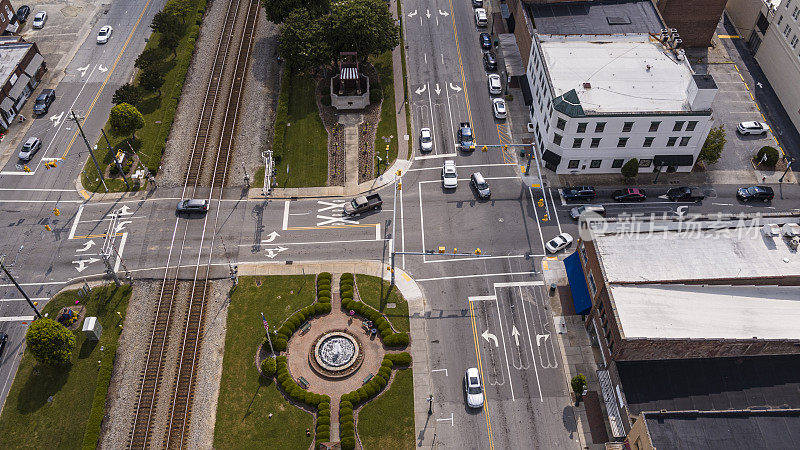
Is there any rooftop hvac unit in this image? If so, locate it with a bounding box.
[669,28,679,38]
[527,123,535,132]
[583,82,592,89]
[675,49,685,61]
[673,38,683,49]
[762,224,781,237]
[782,223,800,237]
[659,30,669,43]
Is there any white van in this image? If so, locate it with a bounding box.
[475,8,487,27]
[570,205,606,220]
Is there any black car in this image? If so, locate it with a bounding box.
[479,33,492,50]
[33,89,55,115]
[562,186,596,202]
[17,5,31,21]
[612,188,646,202]
[0,332,7,356]
[483,52,497,71]
[666,186,705,202]
[737,185,774,202]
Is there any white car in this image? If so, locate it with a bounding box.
[488,74,501,95]
[465,367,484,408]
[474,8,487,27]
[97,26,113,44]
[545,232,573,254]
[420,128,433,152]
[442,160,458,189]
[32,11,47,29]
[737,121,768,135]
[492,98,507,119]
[18,137,42,162]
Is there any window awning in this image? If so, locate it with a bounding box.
[340,67,358,80]
[564,252,591,315]
[23,53,44,78]
[8,73,30,99]
[541,149,562,166]
[654,154,694,166]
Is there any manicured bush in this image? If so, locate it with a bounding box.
[380,327,392,339]
[378,367,391,380]
[341,393,353,404]
[317,289,331,298]
[277,324,292,336]
[375,317,389,329]
[273,337,287,351]
[317,416,330,426]
[340,400,353,410]
[318,295,331,303]
[339,407,353,417]
[384,332,410,348]
[387,351,412,366]
[319,302,332,314]
[356,387,368,404]
[319,272,332,280]
[376,375,388,388]
[365,381,380,397]
[755,146,780,166]
[341,436,356,449]
[260,356,276,377]
[340,422,354,434]
[381,359,393,368]
[340,415,354,426]
[316,424,330,434]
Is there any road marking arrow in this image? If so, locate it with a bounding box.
[264,246,288,259]
[415,84,427,95]
[434,83,441,95]
[98,64,108,72]
[426,9,431,18]
[77,64,89,77]
[263,231,280,243]
[536,333,550,347]
[77,240,96,252]
[408,9,417,18]
[72,257,99,272]
[117,205,133,215]
[449,82,462,92]
[114,221,132,234]
[511,325,521,346]
[481,329,499,347]
[438,9,449,16]
[50,111,64,127]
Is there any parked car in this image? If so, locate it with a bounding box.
[442,160,458,189]
[97,25,113,44]
[17,5,30,22]
[32,11,47,28]
[666,186,705,202]
[0,332,7,356]
[612,188,646,202]
[562,186,596,202]
[479,32,492,50]
[18,137,41,161]
[33,89,55,115]
[470,172,490,199]
[464,367,484,408]
[737,185,774,202]
[737,121,768,136]
[488,74,501,95]
[419,127,433,152]
[474,8,487,27]
[545,232,573,253]
[492,98,507,119]
[483,52,497,71]
[343,194,382,215]
[176,199,209,213]
[570,205,606,220]
[472,0,483,7]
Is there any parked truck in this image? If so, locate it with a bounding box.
[458,122,474,150]
[343,193,383,215]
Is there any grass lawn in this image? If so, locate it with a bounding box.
[397,0,412,159]
[356,275,409,333]
[273,72,329,188]
[0,284,131,449]
[370,51,399,176]
[214,275,316,449]
[357,368,415,449]
[81,0,206,192]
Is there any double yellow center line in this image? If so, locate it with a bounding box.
[469,299,495,449]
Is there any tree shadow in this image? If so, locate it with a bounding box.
[138,95,162,115]
[79,338,98,359]
[15,364,72,413]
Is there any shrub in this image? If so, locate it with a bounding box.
[287,315,302,329]
[356,387,368,403]
[260,356,276,377]
[317,289,331,298]
[621,158,639,179]
[341,436,356,450]
[318,402,330,412]
[387,352,412,366]
[369,86,383,103]
[571,374,588,395]
[378,367,391,380]
[277,355,287,364]
[381,359,394,368]
[340,400,353,410]
[109,103,145,138]
[339,407,353,417]
[25,318,75,366]
[755,146,780,166]
[341,393,353,404]
[318,302,332,314]
[384,332,409,348]
[376,375,388,388]
[277,373,290,384]
[316,432,330,442]
[273,337,287,351]
[321,394,330,403]
[365,381,380,397]
[277,324,292,336]
[318,296,331,303]
[319,272,332,279]
[380,327,392,339]
[316,424,330,434]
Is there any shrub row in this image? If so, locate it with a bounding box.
[340,281,409,349]
[260,356,276,377]
[275,355,330,407]
[316,402,331,443]
[317,272,332,303]
[272,301,332,352]
[273,69,290,156]
[385,351,412,367]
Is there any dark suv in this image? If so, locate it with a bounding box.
[612,188,646,202]
[176,199,209,213]
[33,89,55,115]
[562,186,596,202]
[483,52,497,71]
[737,185,774,202]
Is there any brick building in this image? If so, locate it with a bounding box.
[653,0,728,47]
[0,36,45,129]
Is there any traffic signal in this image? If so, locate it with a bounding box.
[23,165,30,172]
[44,225,52,231]
[53,208,60,216]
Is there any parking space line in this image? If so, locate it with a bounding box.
[548,188,562,234]
[517,286,543,402]
[416,271,537,282]
[493,287,515,401]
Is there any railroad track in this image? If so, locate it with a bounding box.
[128,0,259,447]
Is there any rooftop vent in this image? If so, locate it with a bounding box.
[606,16,631,25]
[583,82,592,89]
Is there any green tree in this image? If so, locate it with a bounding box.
[164,0,192,23]
[698,125,725,165]
[134,47,169,71]
[151,9,183,35]
[571,374,587,395]
[621,158,639,179]
[278,8,332,73]
[140,68,165,96]
[25,318,75,366]
[260,356,276,377]
[110,103,145,139]
[261,0,330,24]
[755,145,779,166]
[159,31,181,57]
[112,83,142,106]
[326,0,400,61]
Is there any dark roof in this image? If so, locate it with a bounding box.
[693,73,718,90]
[528,0,664,35]
[552,89,584,116]
[643,410,800,450]
[618,355,800,416]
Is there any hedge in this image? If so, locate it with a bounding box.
[272,68,290,158]
[260,356,276,377]
[386,351,412,366]
[384,332,409,348]
[81,342,118,449]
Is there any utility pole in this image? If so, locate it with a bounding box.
[0,256,42,319]
[72,110,108,192]
[101,129,130,189]
[779,156,794,183]
[100,209,123,286]
[525,143,534,175]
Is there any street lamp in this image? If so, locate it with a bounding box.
[779,155,794,183]
[427,395,433,415]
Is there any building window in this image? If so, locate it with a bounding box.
[679,136,691,146]
[617,137,628,147]
[612,158,624,168]
[588,272,597,296]
[568,159,580,169]
[577,122,588,133]
[686,120,698,131]
[649,121,661,132]
[639,159,652,167]
[595,122,606,133]
[553,133,563,145]
[784,24,792,37]
[643,136,654,147]
[793,6,800,19]
[667,136,678,147]
[590,137,601,148]
[590,159,602,168]
[572,138,583,148]
[580,245,587,265]
[792,35,799,48]
[778,15,784,26]
[673,120,685,131]
[556,117,566,130]
[622,121,634,132]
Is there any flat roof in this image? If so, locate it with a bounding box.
[528,0,663,35]
[644,410,800,450]
[618,355,800,415]
[0,43,32,85]
[591,218,800,283]
[611,284,800,340]
[539,35,695,113]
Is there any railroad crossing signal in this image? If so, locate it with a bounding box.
[53,208,60,216]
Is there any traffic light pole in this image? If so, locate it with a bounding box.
[72,110,108,192]
[102,129,130,189]
[0,256,42,319]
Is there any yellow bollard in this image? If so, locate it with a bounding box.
[438,246,445,254]
[453,248,458,254]
[44,224,52,231]
[482,145,487,152]
[475,248,482,255]
[397,182,402,190]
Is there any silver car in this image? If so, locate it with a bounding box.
[464,367,484,408]
[32,11,47,29]
[420,128,433,152]
[18,137,41,161]
[176,199,209,214]
[488,74,501,95]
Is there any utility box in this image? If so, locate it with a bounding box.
[82,316,102,341]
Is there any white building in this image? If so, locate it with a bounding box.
[527,34,718,174]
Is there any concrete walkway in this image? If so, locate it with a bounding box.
[390,0,410,158]
[340,113,363,190]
